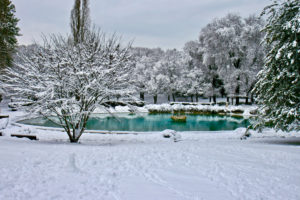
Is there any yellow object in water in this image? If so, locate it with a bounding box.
[171,115,187,122]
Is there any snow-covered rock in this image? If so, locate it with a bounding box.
[162,129,182,142]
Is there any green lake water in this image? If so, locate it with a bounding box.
[19,113,250,132]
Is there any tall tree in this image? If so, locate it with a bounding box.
[252,0,300,131]
[183,41,205,102]
[70,0,90,44]
[239,15,266,104]
[132,47,165,103]
[131,47,154,101]
[160,49,186,102]
[0,0,19,69]
[187,14,265,104]
[144,48,165,104]
[1,0,135,143]
[1,30,134,143]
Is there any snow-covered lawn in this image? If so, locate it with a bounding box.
[0,102,300,200]
[1,130,300,200]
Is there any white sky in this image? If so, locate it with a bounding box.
[12,0,271,50]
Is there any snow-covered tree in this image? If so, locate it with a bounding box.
[131,47,156,101]
[1,0,136,142]
[214,14,266,105]
[187,14,265,104]
[132,47,165,103]
[183,64,204,102]
[0,0,19,69]
[145,54,168,104]
[252,0,300,131]
[147,70,170,104]
[159,49,187,102]
[214,14,245,104]
[180,44,205,102]
[239,15,266,104]
[186,33,224,103]
[1,29,135,142]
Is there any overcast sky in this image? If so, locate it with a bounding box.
[12,0,271,50]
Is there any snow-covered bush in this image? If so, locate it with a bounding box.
[1,29,135,142]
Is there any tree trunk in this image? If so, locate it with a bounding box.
[168,95,170,102]
[227,97,229,103]
[235,80,240,105]
[251,94,255,104]
[209,96,211,102]
[191,95,194,102]
[236,96,239,105]
[231,97,234,105]
[213,95,216,104]
[196,94,199,102]
[153,95,158,104]
[66,129,80,143]
[65,116,89,143]
[220,87,226,98]
[245,96,249,104]
[140,92,144,101]
[69,137,80,143]
[172,94,176,102]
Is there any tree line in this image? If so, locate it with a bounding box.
[131,14,266,105]
[15,13,266,105]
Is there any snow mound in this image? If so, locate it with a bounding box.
[161,129,182,142]
[0,118,9,130]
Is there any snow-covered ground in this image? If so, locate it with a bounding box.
[0,101,300,200]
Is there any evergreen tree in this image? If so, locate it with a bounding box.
[252,0,300,131]
[0,0,20,69]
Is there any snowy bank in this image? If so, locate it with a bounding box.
[145,103,256,116]
[93,103,257,117]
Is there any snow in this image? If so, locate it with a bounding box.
[1,129,300,200]
[145,103,256,117]
[91,103,256,117]
[1,101,300,200]
[161,129,182,142]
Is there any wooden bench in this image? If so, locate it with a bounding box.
[0,115,9,119]
[11,134,38,140]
